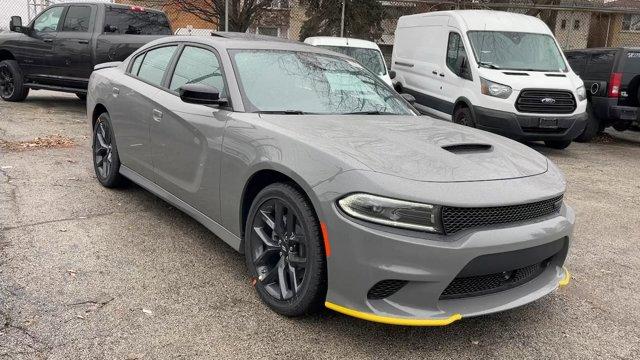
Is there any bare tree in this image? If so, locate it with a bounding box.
[164,0,275,32]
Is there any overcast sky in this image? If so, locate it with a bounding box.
[0,0,111,31]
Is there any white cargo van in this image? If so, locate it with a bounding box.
[391,10,587,149]
[304,36,392,86]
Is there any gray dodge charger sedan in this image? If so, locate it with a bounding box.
[87,36,573,326]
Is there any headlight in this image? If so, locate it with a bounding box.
[480,77,512,99]
[576,85,586,101]
[337,193,442,233]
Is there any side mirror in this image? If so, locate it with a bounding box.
[389,70,396,80]
[9,16,24,33]
[179,83,227,105]
[400,93,416,105]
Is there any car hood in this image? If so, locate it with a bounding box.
[477,68,583,91]
[258,114,548,183]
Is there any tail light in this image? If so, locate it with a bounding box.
[608,72,622,98]
[130,6,145,12]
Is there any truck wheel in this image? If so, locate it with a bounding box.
[612,121,631,132]
[453,106,476,127]
[0,60,29,102]
[545,140,572,149]
[574,103,600,142]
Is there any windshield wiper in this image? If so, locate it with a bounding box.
[478,62,500,69]
[256,110,308,115]
[342,111,396,115]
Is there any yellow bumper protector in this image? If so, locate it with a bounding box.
[325,301,462,326]
[559,266,571,287]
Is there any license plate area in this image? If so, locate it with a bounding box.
[539,117,559,128]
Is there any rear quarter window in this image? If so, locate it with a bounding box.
[103,6,172,35]
[565,52,587,75]
[586,51,616,74]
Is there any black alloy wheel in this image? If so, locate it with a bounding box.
[245,183,326,316]
[0,65,15,99]
[92,113,124,188]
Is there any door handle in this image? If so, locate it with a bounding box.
[152,109,163,122]
[43,38,53,43]
[439,73,445,77]
[78,40,89,44]
[432,70,438,75]
[112,87,119,97]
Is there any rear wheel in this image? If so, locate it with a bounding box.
[575,103,601,142]
[92,112,125,188]
[453,106,476,127]
[0,60,29,102]
[545,140,572,149]
[244,183,326,317]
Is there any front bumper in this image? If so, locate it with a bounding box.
[473,106,587,141]
[323,202,575,326]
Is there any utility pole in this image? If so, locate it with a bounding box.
[340,0,345,37]
[225,0,229,32]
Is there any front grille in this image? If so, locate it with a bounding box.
[367,280,408,300]
[516,89,576,114]
[442,195,563,235]
[440,261,548,300]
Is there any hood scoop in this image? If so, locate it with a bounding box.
[442,143,493,154]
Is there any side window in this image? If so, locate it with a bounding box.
[587,51,615,74]
[33,6,65,33]
[565,52,587,75]
[446,32,470,79]
[129,53,144,76]
[169,46,226,97]
[61,6,91,32]
[136,46,177,86]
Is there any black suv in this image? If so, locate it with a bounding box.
[565,47,640,141]
[0,2,171,102]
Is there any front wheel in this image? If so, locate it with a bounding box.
[453,106,476,127]
[545,140,572,149]
[0,60,29,102]
[244,183,326,317]
[92,113,125,188]
[574,103,600,142]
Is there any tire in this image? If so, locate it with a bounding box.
[0,60,29,102]
[574,103,600,142]
[76,93,87,101]
[92,112,125,188]
[453,106,476,127]
[612,121,632,132]
[244,183,326,317]
[545,140,572,149]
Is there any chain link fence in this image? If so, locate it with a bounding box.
[3,0,640,57]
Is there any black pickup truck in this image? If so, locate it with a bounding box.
[565,47,640,141]
[0,2,172,102]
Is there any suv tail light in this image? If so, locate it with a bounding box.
[608,72,622,98]
[130,6,145,12]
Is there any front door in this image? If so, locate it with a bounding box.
[18,6,65,80]
[150,45,230,221]
[54,4,96,86]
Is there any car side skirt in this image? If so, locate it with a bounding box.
[119,165,242,251]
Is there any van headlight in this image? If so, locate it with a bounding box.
[576,85,586,101]
[337,193,442,233]
[481,77,512,99]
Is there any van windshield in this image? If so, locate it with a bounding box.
[467,31,567,72]
[318,45,387,76]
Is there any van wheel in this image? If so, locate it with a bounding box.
[0,60,29,102]
[545,140,572,149]
[575,103,600,142]
[453,106,476,127]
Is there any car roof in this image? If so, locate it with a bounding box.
[304,36,381,50]
[400,10,550,34]
[145,35,349,56]
[565,47,640,53]
[212,32,303,44]
[54,2,165,13]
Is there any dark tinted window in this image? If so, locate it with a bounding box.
[587,51,615,74]
[624,51,640,74]
[136,46,177,86]
[62,6,91,32]
[446,32,468,77]
[103,7,172,35]
[565,52,588,75]
[169,46,226,96]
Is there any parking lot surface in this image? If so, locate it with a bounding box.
[1,91,639,359]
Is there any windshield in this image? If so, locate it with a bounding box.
[467,31,567,72]
[230,50,413,115]
[318,45,387,76]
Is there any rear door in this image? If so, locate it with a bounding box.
[54,4,96,85]
[148,44,230,221]
[110,44,178,181]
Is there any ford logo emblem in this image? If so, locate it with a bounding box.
[541,97,556,104]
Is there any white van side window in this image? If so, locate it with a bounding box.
[446,32,468,78]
